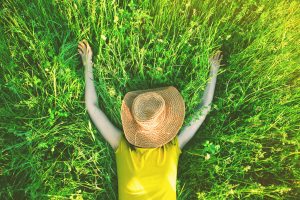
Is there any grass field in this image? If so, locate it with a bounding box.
[1,0,300,199]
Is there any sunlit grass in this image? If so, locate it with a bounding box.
[1,0,299,199]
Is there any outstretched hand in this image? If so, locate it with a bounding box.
[209,49,223,72]
[78,39,93,66]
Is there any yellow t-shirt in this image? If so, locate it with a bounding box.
[114,132,182,200]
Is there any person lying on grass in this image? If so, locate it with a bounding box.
[78,39,223,200]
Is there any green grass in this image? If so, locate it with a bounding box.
[1,0,299,199]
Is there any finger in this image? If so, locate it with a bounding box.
[215,51,219,58]
[78,45,86,53]
[78,45,84,52]
[218,55,223,63]
[86,40,92,54]
[211,55,215,61]
[83,40,89,51]
[78,41,86,49]
[217,52,221,60]
[218,55,222,61]
[78,49,83,55]
[78,40,83,47]
[211,51,218,62]
[83,39,89,49]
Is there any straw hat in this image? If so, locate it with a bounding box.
[121,86,185,148]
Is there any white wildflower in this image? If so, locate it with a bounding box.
[114,15,119,23]
[205,153,210,160]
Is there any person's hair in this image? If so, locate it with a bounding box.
[122,134,138,150]
[124,134,175,150]
[128,141,137,151]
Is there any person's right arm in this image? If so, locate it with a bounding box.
[85,59,122,151]
[79,40,122,151]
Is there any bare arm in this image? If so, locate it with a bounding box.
[85,58,98,109]
[178,67,218,150]
[79,40,121,151]
[78,39,97,108]
[178,50,223,150]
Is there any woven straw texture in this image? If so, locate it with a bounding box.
[121,86,185,148]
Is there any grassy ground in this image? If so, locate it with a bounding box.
[1,0,299,199]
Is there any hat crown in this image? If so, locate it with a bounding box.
[132,92,166,130]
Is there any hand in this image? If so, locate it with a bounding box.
[209,49,223,72]
[78,39,93,66]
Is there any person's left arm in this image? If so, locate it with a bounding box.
[178,50,223,150]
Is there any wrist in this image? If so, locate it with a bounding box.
[85,61,92,71]
[210,65,219,72]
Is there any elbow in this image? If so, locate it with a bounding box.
[199,103,212,114]
[203,102,212,110]
[86,102,98,111]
